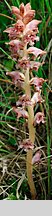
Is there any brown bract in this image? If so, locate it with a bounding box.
[23,10,35,25]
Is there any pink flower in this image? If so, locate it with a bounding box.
[34,112,45,125]
[4,20,24,40]
[18,57,30,70]
[32,151,41,164]
[27,47,46,58]
[30,61,41,71]
[4,27,18,40]
[12,3,35,25]
[14,19,24,32]
[7,39,23,48]
[6,71,25,85]
[19,139,34,150]
[16,94,32,107]
[23,10,35,25]
[30,77,45,91]
[23,19,41,35]
[31,92,43,105]
[13,107,28,119]
[6,39,24,59]
[23,31,39,45]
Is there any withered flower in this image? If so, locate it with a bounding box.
[19,139,34,150]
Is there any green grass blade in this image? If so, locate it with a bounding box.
[0,47,16,63]
[4,0,12,11]
[12,0,20,7]
[45,90,51,198]
[45,0,51,15]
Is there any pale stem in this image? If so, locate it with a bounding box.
[25,68,36,199]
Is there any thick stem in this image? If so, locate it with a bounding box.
[25,68,36,199]
[27,150,36,199]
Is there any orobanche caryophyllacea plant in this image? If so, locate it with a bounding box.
[4,3,46,199]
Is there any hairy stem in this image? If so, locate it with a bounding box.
[25,68,36,199]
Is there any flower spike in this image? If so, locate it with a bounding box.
[4,2,46,200]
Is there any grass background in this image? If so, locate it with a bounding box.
[0,0,52,200]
